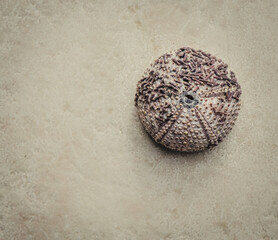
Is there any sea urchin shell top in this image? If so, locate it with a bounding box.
[135,47,242,152]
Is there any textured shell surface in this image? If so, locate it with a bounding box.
[135,47,242,152]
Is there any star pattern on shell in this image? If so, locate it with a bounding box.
[135,47,242,152]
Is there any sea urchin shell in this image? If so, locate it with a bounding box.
[135,47,242,152]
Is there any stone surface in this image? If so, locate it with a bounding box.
[0,1,277,240]
[135,47,241,152]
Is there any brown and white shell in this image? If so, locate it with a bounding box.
[135,47,242,152]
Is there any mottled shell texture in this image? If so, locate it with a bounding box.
[135,47,242,152]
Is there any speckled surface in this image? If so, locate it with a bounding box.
[0,1,277,239]
[135,47,242,152]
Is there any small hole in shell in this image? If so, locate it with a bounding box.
[185,94,194,100]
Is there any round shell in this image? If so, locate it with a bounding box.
[135,47,242,152]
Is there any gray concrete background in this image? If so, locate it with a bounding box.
[0,0,277,239]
